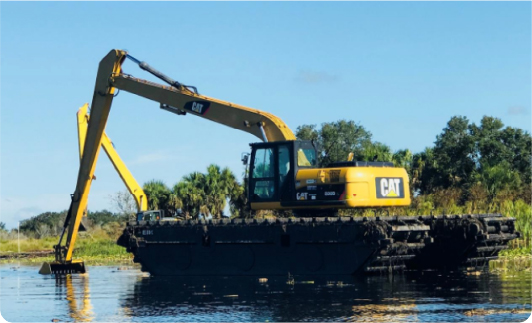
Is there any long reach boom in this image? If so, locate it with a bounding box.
[40,49,295,274]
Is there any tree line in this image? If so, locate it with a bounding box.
[296,116,531,211]
[9,114,531,237]
[4,209,126,239]
[143,114,530,219]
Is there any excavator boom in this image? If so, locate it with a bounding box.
[77,104,147,213]
[41,49,295,274]
[40,50,126,274]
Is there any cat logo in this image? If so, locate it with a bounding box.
[297,192,308,200]
[184,101,210,115]
[191,102,204,114]
[376,177,404,198]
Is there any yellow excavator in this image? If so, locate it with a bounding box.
[40,49,412,274]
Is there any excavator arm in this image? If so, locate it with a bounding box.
[40,50,126,274]
[41,49,295,274]
[111,74,295,142]
[77,104,147,213]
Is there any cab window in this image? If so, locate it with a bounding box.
[253,148,274,178]
[297,148,317,167]
[252,148,275,199]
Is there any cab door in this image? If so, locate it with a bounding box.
[277,144,293,202]
[249,146,278,202]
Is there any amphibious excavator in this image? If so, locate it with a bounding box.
[41,49,518,276]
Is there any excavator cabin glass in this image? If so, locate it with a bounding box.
[249,141,317,204]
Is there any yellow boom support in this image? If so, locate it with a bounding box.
[77,104,147,212]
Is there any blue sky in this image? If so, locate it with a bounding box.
[1,2,530,229]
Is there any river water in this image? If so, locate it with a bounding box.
[0,264,530,322]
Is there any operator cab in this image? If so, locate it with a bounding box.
[248,140,318,206]
[137,210,164,221]
[137,210,181,222]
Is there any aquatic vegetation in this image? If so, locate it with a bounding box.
[490,256,531,272]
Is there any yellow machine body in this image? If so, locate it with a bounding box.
[247,141,411,212]
[295,166,411,208]
[251,166,411,211]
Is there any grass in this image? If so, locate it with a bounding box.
[0,226,130,265]
[0,255,136,266]
[0,236,57,253]
[490,256,531,272]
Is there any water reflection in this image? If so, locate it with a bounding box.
[0,265,529,322]
[55,274,94,322]
[119,272,530,322]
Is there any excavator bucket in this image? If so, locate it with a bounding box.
[39,260,86,275]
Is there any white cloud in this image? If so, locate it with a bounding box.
[130,152,171,165]
[507,106,529,116]
[295,70,339,84]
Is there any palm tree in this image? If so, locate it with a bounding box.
[392,149,413,169]
[173,165,244,219]
[204,164,241,218]
[229,183,248,218]
[143,180,170,210]
[174,172,208,219]
[143,180,182,215]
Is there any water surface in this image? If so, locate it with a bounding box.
[1,264,530,322]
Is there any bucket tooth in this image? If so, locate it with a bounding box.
[39,261,86,275]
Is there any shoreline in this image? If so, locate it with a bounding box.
[0,252,136,266]
[1,252,529,272]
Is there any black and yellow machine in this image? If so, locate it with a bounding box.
[40,50,518,276]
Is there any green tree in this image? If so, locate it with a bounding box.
[469,116,531,203]
[296,120,372,165]
[19,211,67,237]
[469,116,508,168]
[392,149,413,169]
[475,162,521,204]
[357,141,393,162]
[433,116,476,189]
[501,126,532,185]
[411,147,440,195]
[416,115,531,202]
[143,180,182,215]
[204,164,240,218]
[174,165,243,219]
[229,182,249,218]
[87,209,122,227]
[174,172,208,219]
